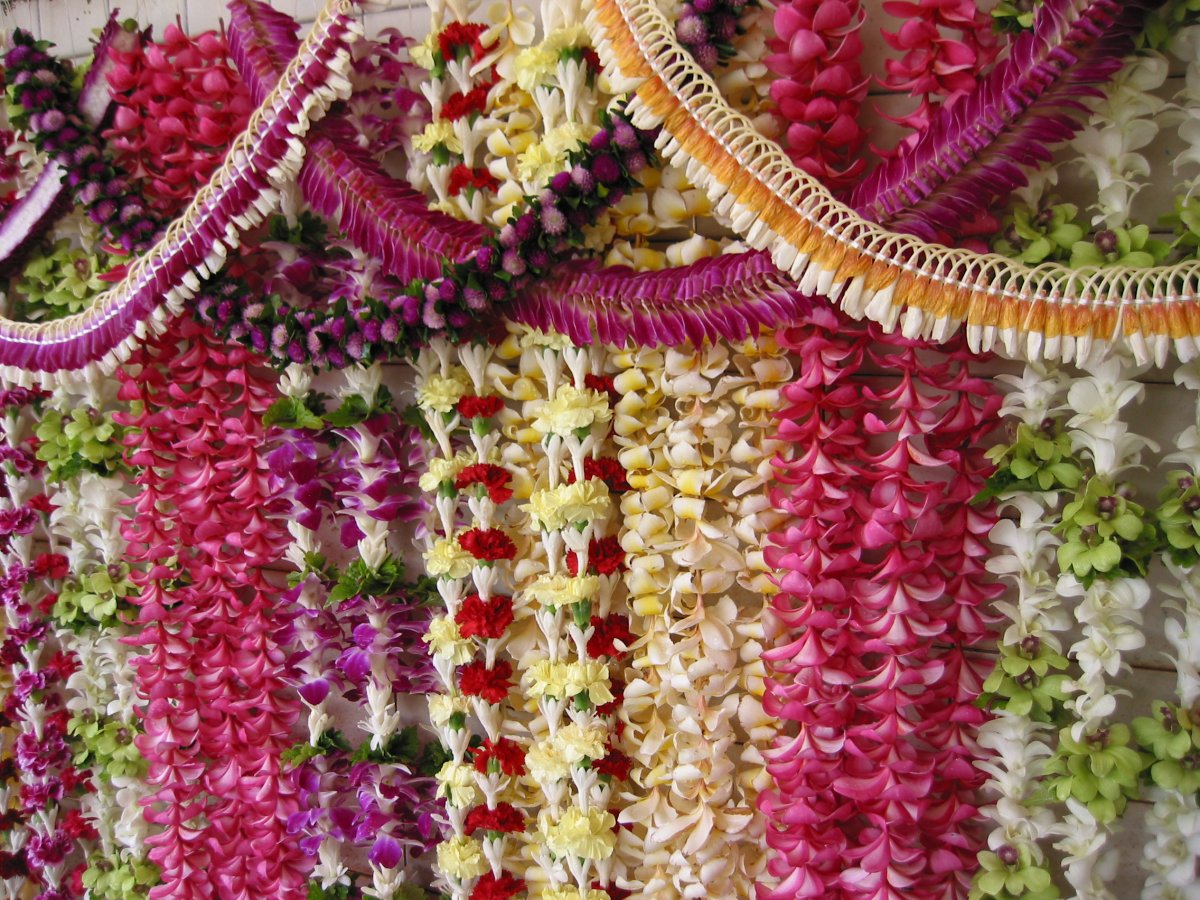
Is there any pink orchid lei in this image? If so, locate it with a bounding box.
[758,309,1000,899]
[609,335,793,897]
[269,363,439,896]
[0,385,93,899]
[115,317,303,899]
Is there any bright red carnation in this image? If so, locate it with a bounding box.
[464,801,525,835]
[33,552,69,580]
[456,464,513,504]
[455,593,515,640]
[459,527,517,562]
[567,535,626,577]
[472,873,526,900]
[472,737,525,776]
[459,660,513,704]
[443,84,491,122]
[593,748,633,782]
[456,394,505,419]
[584,373,617,398]
[437,22,489,62]
[587,614,635,659]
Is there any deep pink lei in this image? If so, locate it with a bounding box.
[116,318,303,899]
[758,309,1001,899]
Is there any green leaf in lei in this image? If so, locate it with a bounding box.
[1155,470,1200,566]
[1069,225,1171,269]
[1133,702,1200,793]
[970,844,1059,900]
[1055,476,1156,585]
[281,729,352,767]
[1041,723,1144,823]
[326,556,407,606]
[980,637,1071,722]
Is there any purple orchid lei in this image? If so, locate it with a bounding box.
[268,371,442,896]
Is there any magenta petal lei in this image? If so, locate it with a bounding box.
[758,310,1001,899]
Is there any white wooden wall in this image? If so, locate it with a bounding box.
[3,0,1195,895]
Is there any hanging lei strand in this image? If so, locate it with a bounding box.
[417,336,528,899]
[519,333,624,900]
[1141,356,1200,896]
[972,364,1075,900]
[39,370,158,897]
[116,319,304,899]
[0,385,87,899]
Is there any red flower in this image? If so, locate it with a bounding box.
[32,552,68,580]
[464,801,525,835]
[36,591,57,617]
[472,873,527,900]
[459,660,513,704]
[60,808,98,840]
[594,748,633,782]
[584,373,617,397]
[472,737,525,776]
[443,84,491,122]
[45,650,79,681]
[456,464,513,504]
[437,22,489,62]
[457,395,504,419]
[598,679,625,716]
[594,881,631,900]
[585,457,630,492]
[566,535,626,577]
[459,528,517,562]
[448,164,500,197]
[587,615,635,659]
[455,593,514,640]
[26,494,52,514]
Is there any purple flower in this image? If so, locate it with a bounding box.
[676,12,708,44]
[623,151,648,174]
[463,287,487,310]
[571,165,595,193]
[422,297,446,330]
[369,834,403,869]
[713,13,737,40]
[298,679,331,705]
[474,244,498,271]
[381,317,401,341]
[498,224,517,248]
[514,213,539,242]
[541,205,567,235]
[448,310,470,329]
[612,121,639,150]
[590,129,611,151]
[591,154,621,184]
[694,43,719,70]
[551,171,573,194]
[501,250,527,277]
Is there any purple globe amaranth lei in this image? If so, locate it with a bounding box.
[4,29,159,255]
[196,106,659,368]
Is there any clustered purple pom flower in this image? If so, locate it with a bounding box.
[675,0,751,70]
[198,108,657,368]
[4,29,159,254]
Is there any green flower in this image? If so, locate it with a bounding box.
[993,203,1085,265]
[35,406,125,482]
[990,0,1041,33]
[68,713,147,781]
[18,238,114,321]
[81,854,160,900]
[976,420,1083,502]
[1155,470,1200,566]
[1042,724,1143,823]
[1056,477,1155,584]
[53,564,136,630]
[980,637,1071,722]
[970,844,1059,900]
[1069,225,1170,269]
[1133,702,1200,793]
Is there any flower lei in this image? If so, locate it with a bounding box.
[415,336,528,899]
[0,385,93,899]
[4,29,161,255]
[609,333,791,896]
[38,370,158,899]
[269,363,440,897]
[115,318,303,898]
[759,309,1000,898]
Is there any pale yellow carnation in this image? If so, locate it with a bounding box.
[525,573,600,607]
[542,121,596,159]
[526,738,571,783]
[417,367,471,413]
[523,659,572,698]
[411,32,438,69]
[418,450,476,493]
[424,616,474,664]
[543,25,589,53]
[516,326,574,350]
[435,761,479,807]
[538,807,617,860]
[412,120,464,155]
[532,386,613,436]
[437,835,489,879]
[564,661,613,704]
[424,536,474,580]
[517,141,565,185]
[552,722,607,760]
[541,889,610,900]
[427,693,471,728]
[514,44,559,91]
